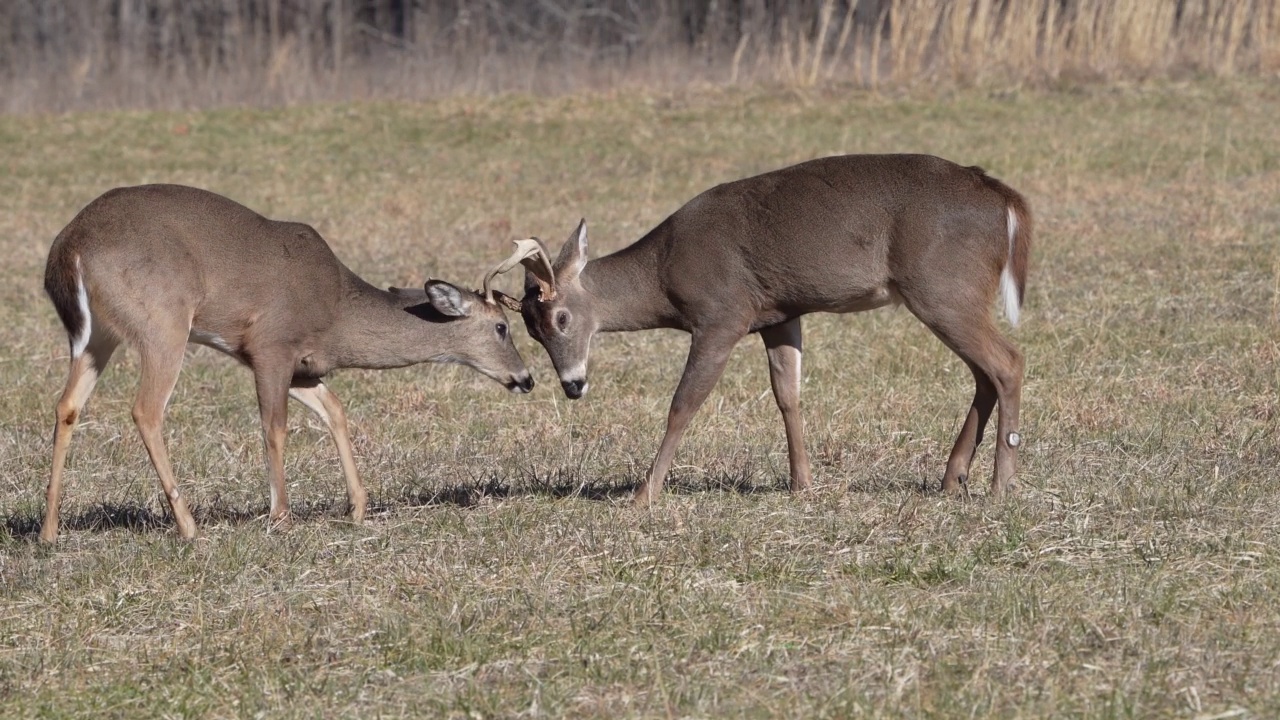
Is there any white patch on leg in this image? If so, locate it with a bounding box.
[1007,432,1021,447]
[70,256,92,357]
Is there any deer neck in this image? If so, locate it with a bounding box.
[581,242,678,332]
[327,275,452,371]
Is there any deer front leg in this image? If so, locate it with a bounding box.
[255,366,292,527]
[289,382,366,522]
[634,327,744,507]
[761,319,812,493]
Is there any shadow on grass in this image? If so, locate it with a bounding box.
[393,479,628,509]
[4,503,170,539]
[395,466,783,509]
[2,499,346,541]
[2,469,791,541]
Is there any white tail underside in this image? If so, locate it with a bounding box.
[999,206,1020,327]
[71,255,92,357]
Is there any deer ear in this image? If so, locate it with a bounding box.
[424,280,472,317]
[524,268,542,296]
[554,219,589,283]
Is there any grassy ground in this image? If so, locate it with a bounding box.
[1,80,1278,717]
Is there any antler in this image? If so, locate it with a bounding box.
[481,238,557,306]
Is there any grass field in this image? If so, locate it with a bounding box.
[1,80,1279,717]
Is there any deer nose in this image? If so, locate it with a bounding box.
[508,374,535,394]
[561,378,587,399]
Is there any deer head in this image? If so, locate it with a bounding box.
[507,220,596,399]
[412,279,534,394]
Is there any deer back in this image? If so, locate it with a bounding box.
[48,184,344,348]
[651,154,1015,320]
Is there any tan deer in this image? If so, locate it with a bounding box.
[496,154,1031,504]
[41,184,536,542]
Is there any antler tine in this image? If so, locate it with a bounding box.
[481,237,555,301]
[524,237,558,301]
[481,238,555,304]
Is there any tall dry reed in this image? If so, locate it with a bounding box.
[2,0,1277,114]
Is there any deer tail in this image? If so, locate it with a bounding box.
[971,169,1032,327]
[999,190,1032,327]
[44,247,92,357]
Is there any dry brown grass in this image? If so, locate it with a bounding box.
[858,0,1280,88]
[0,78,1278,716]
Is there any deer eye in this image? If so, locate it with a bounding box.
[496,322,508,340]
[556,311,570,331]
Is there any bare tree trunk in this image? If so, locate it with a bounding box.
[333,0,344,82]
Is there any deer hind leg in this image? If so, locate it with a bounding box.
[132,336,199,539]
[41,334,118,543]
[634,326,745,507]
[914,306,1023,498]
[760,318,812,493]
[940,361,998,495]
[254,363,293,527]
[289,382,366,523]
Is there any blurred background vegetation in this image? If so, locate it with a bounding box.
[2,0,1277,113]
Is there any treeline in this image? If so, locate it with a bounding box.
[2,1,1276,113]
[4,1,883,64]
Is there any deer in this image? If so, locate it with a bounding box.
[492,154,1031,505]
[40,183,538,543]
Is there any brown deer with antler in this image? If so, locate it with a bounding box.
[41,184,534,542]
[491,154,1031,504]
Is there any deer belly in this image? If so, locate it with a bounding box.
[825,284,903,314]
[189,329,238,356]
[293,353,332,379]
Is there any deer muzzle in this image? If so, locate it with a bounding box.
[560,378,587,399]
[506,373,535,394]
